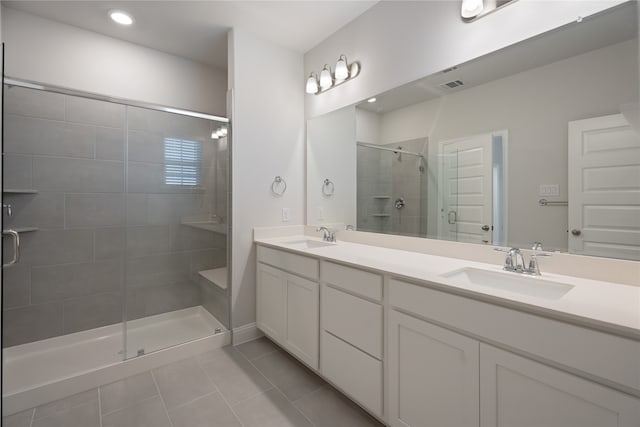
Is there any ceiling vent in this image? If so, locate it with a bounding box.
[440,80,464,89]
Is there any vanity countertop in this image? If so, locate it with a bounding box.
[255,235,640,340]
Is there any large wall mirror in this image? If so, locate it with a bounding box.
[307,1,639,260]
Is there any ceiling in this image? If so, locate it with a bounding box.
[3,1,379,70]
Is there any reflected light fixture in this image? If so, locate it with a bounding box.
[109,10,134,25]
[367,97,377,103]
[211,126,227,140]
[461,0,483,19]
[306,54,361,95]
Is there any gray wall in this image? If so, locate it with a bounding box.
[2,86,228,347]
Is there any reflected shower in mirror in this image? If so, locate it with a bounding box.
[306,1,639,260]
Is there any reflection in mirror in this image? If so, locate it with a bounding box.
[307,2,639,260]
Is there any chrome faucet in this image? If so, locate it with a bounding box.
[316,226,336,242]
[495,247,551,276]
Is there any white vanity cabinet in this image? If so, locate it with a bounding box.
[388,310,479,427]
[256,246,319,369]
[389,277,640,427]
[480,344,640,427]
[320,261,384,418]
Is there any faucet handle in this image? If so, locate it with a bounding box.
[528,252,551,275]
[531,241,543,251]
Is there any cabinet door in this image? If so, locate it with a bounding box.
[256,263,286,342]
[480,344,640,427]
[285,273,319,369]
[389,310,480,427]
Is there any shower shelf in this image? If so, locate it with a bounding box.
[3,189,38,194]
[372,214,391,217]
[372,196,390,199]
[198,267,228,290]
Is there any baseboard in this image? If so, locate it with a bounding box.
[232,322,264,345]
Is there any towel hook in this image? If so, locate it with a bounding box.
[271,176,287,196]
[322,178,335,196]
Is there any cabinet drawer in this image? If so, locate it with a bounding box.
[257,245,319,280]
[321,331,383,417]
[322,261,382,301]
[322,285,382,359]
[390,278,640,393]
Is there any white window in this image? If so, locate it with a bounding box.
[164,138,202,186]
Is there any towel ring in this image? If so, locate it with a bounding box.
[271,176,287,196]
[322,178,335,196]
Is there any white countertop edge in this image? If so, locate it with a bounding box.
[254,235,640,341]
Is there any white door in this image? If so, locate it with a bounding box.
[568,114,640,260]
[388,310,480,427]
[439,133,493,244]
[480,344,640,427]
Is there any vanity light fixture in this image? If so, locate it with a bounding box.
[461,0,483,19]
[305,72,319,94]
[109,10,134,26]
[462,0,518,22]
[319,65,333,90]
[306,54,361,95]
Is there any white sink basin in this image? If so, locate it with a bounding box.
[441,267,574,300]
[281,239,335,249]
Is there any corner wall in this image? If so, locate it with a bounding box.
[228,29,305,330]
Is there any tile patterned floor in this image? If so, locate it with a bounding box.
[3,338,384,427]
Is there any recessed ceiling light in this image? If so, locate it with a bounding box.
[109,10,134,26]
[367,97,377,103]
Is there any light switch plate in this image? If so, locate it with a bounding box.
[539,184,559,197]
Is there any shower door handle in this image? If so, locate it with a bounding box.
[2,229,21,268]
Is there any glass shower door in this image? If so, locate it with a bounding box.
[123,106,229,358]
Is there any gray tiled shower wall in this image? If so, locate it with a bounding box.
[356,139,427,237]
[2,86,228,347]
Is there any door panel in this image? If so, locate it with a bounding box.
[568,114,640,260]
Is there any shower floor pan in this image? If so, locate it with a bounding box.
[2,306,230,416]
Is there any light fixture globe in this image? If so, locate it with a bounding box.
[319,65,333,90]
[305,73,319,94]
[349,62,360,78]
[461,0,483,19]
[334,55,349,81]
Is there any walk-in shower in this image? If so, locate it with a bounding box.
[356,139,428,237]
[1,80,231,414]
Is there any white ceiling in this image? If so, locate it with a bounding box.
[3,1,379,70]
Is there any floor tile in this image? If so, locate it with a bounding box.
[252,349,325,402]
[34,388,98,419]
[2,409,34,427]
[236,336,280,360]
[294,385,384,427]
[152,356,217,409]
[100,371,158,415]
[102,396,171,427]
[233,388,314,427]
[198,347,273,405]
[168,392,242,427]
[32,400,99,427]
